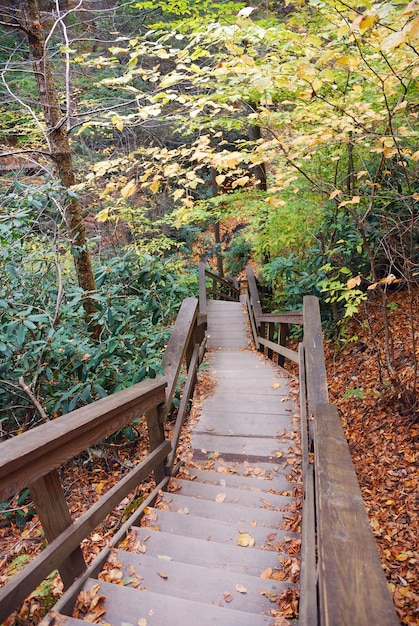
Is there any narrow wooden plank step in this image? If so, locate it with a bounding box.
[142,506,300,548]
[192,433,294,462]
[208,366,286,382]
[200,392,295,415]
[73,578,273,625]
[112,549,293,613]
[183,467,295,493]
[128,527,290,576]
[211,459,298,479]
[153,492,290,527]
[211,377,292,395]
[207,300,243,309]
[169,477,293,509]
[194,411,292,438]
[208,338,249,348]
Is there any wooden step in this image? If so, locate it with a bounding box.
[128,527,291,576]
[71,578,274,625]
[194,410,294,438]
[182,467,296,493]
[112,548,294,612]
[156,491,291,528]
[199,392,294,415]
[168,477,293,509]
[210,377,291,395]
[210,459,298,479]
[192,432,296,462]
[142,506,300,548]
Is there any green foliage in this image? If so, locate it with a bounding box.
[263,250,325,310]
[0,199,193,436]
[318,264,367,319]
[224,235,252,276]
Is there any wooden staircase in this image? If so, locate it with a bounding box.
[55,300,301,625]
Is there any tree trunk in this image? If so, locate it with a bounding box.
[248,101,267,192]
[21,0,98,329]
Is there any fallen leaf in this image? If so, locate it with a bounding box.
[215,493,227,503]
[237,532,255,547]
[260,567,273,579]
[235,583,247,593]
[223,591,233,603]
[138,619,147,626]
[158,572,168,579]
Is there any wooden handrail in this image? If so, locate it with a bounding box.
[299,298,398,626]
[0,378,167,501]
[244,266,398,625]
[161,297,199,420]
[314,404,398,625]
[198,261,240,304]
[246,265,301,364]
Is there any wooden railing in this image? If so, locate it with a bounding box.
[246,268,398,626]
[0,297,206,624]
[198,262,240,321]
[246,265,302,366]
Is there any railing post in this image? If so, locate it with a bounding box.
[145,406,167,484]
[198,262,207,324]
[30,470,86,588]
[277,322,288,367]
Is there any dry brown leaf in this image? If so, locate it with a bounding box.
[260,567,273,579]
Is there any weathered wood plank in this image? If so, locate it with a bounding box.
[184,468,295,493]
[258,312,303,324]
[161,297,198,418]
[74,579,273,625]
[170,477,293,509]
[314,403,398,626]
[246,266,263,319]
[257,336,299,363]
[156,492,287,528]
[199,392,294,415]
[142,506,299,547]
[303,296,328,413]
[195,411,290,438]
[198,262,207,318]
[298,341,317,625]
[191,433,294,462]
[166,343,200,472]
[0,378,167,500]
[30,470,86,588]
[114,549,292,612]
[129,527,286,575]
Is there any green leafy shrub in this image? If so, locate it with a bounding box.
[224,235,252,276]
[0,194,194,437]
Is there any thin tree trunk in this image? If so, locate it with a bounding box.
[22,0,98,329]
[248,101,267,192]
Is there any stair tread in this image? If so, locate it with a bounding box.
[180,467,296,493]
[111,548,293,613]
[142,506,300,548]
[168,477,293,509]
[192,432,295,462]
[157,491,292,528]
[128,527,290,576]
[74,577,274,625]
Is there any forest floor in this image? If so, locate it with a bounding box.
[324,286,418,625]
[0,286,418,625]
